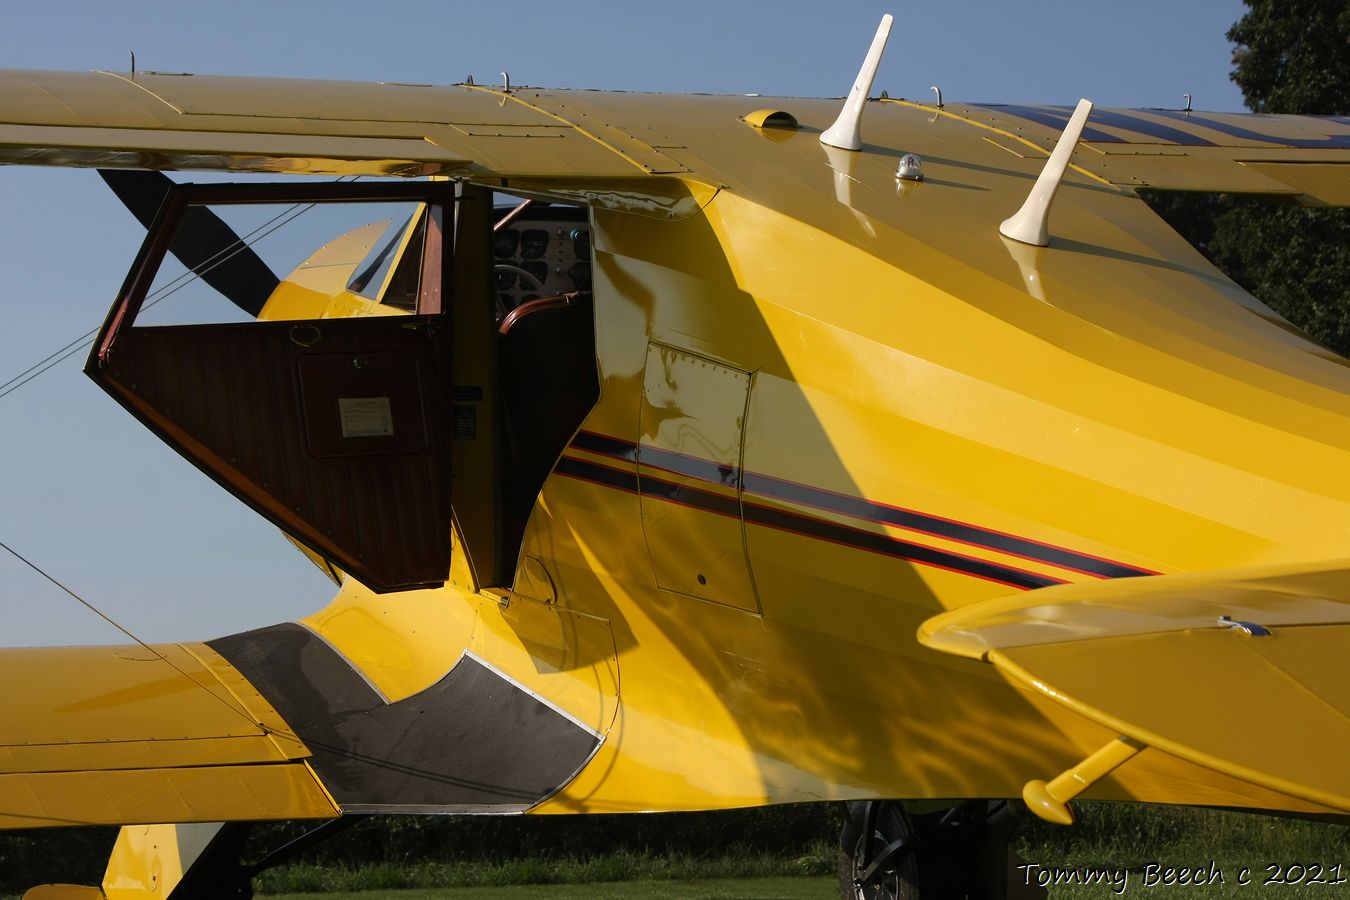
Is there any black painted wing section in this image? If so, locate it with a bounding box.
[209,623,599,813]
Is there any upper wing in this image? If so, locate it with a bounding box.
[919,558,1350,817]
[0,641,336,828]
[6,70,1347,208]
[936,102,1350,206]
[0,69,650,179]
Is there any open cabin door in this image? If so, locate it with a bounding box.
[86,181,455,593]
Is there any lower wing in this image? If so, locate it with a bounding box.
[0,641,335,829]
[1,622,605,829]
[920,557,1350,822]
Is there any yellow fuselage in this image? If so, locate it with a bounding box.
[274,96,1349,818]
[4,75,1346,829]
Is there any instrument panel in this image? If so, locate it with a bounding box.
[492,202,591,310]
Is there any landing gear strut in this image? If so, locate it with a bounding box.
[838,800,1022,900]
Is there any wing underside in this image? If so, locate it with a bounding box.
[920,558,1350,818]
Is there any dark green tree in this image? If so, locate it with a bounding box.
[1145,0,1350,357]
[1227,0,1350,115]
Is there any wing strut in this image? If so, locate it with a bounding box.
[1023,735,1146,825]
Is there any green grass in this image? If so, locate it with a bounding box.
[264,878,836,900]
[1011,804,1348,897]
[1015,802,1348,866]
[255,846,837,894]
[249,806,1348,899]
[5,804,1344,899]
[1010,859,1350,898]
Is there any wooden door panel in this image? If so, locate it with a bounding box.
[95,316,453,592]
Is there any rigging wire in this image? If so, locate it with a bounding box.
[0,175,359,402]
[0,201,314,400]
[0,539,280,734]
[0,177,377,735]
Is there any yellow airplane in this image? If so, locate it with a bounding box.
[1,14,1348,900]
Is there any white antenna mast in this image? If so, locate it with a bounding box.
[820,14,894,151]
[999,98,1093,247]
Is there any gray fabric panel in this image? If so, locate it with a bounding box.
[208,623,599,810]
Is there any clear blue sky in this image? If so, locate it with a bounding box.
[0,1,1250,646]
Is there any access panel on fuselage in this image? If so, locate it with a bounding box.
[638,343,759,613]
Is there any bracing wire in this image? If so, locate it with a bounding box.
[0,201,314,399]
[0,176,360,402]
[0,539,280,734]
[0,178,378,739]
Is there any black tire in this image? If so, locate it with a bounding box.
[838,801,922,900]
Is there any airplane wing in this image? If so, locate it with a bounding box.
[926,102,1350,207]
[2,69,1347,207]
[3,67,1349,831]
[919,558,1350,818]
[0,69,653,179]
[1,621,609,830]
[0,641,337,828]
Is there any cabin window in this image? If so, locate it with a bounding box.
[88,178,599,595]
[347,208,428,311]
[87,181,454,593]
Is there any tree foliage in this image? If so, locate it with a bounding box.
[1145,0,1350,358]
[1227,0,1350,115]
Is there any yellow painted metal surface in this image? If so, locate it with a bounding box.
[102,824,183,900]
[1242,161,1350,206]
[920,560,1350,815]
[5,70,1348,200]
[0,642,331,828]
[0,762,335,829]
[256,219,403,321]
[0,642,304,775]
[741,109,799,130]
[991,626,1350,813]
[300,575,618,739]
[2,67,1350,833]
[516,156,1349,814]
[100,823,224,900]
[638,343,758,611]
[22,885,104,900]
[1024,736,1145,825]
[919,557,1350,659]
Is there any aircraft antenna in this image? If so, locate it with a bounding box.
[998,98,1093,247]
[820,14,894,151]
[128,50,135,79]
